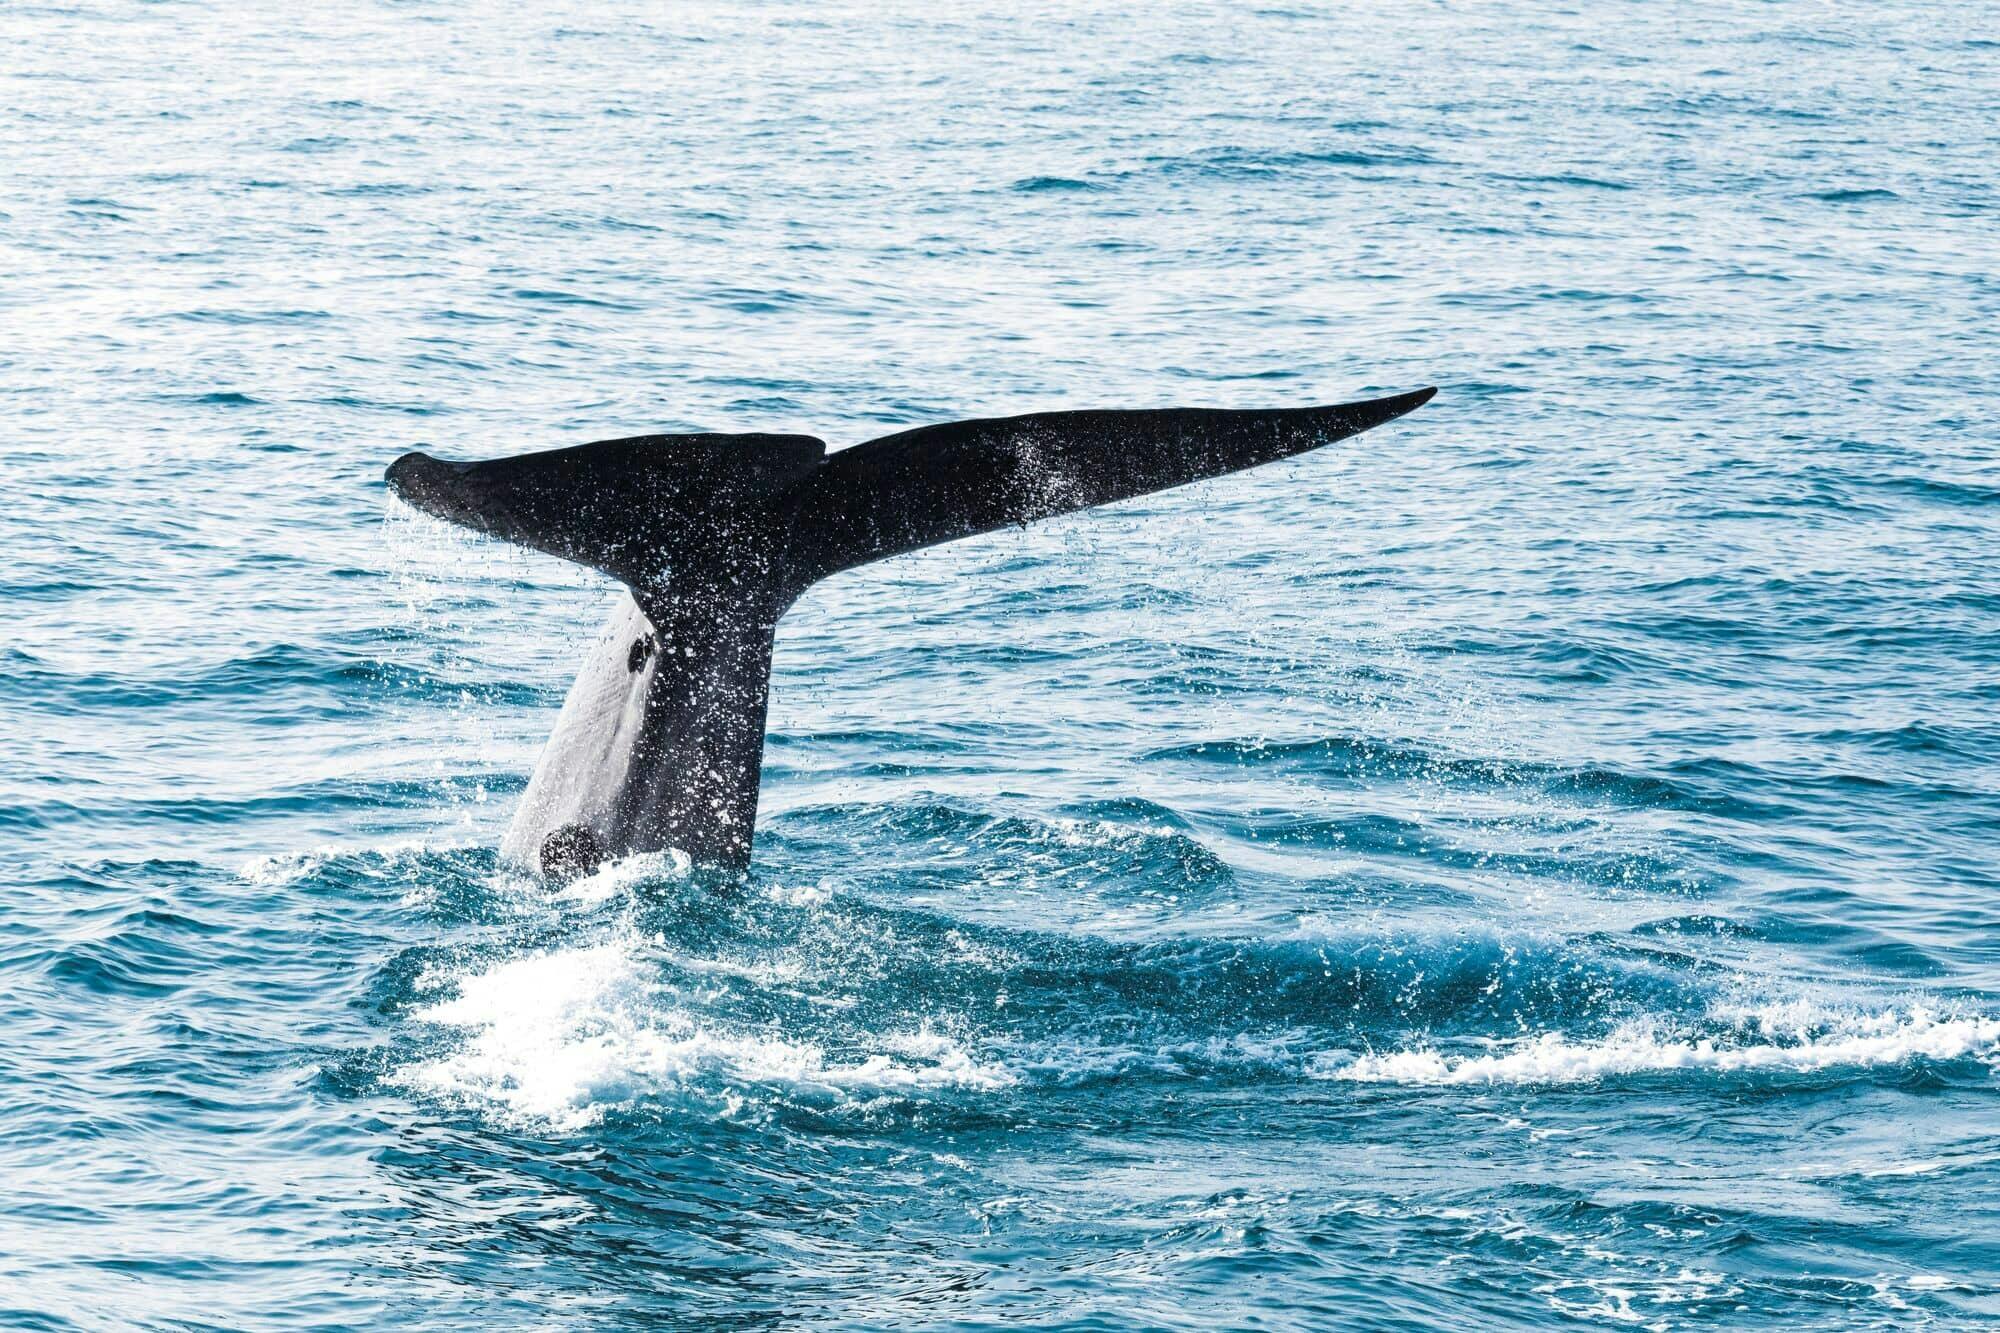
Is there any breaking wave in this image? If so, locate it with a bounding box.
[1324,1003,2000,1086]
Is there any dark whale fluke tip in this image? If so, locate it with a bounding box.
[1359,385,1438,423]
[384,449,428,490]
[384,450,452,513]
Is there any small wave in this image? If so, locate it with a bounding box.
[11,640,542,714]
[1856,472,2000,509]
[505,287,639,311]
[1148,731,1782,824]
[157,390,261,406]
[790,798,1231,891]
[1498,171,1635,191]
[1146,145,1435,181]
[1321,1005,2000,1086]
[1011,175,1100,193]
[1810,187,1900,203]
[134,307,330,326]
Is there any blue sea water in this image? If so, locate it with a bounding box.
[4,1,1998,1326]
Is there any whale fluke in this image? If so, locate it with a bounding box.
[387,388,1437,875]
[789,388,1438,579]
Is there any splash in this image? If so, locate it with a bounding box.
[549,848,693,904]
[392,932,1013,1129]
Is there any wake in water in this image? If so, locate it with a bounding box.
[298,841,2000,1135]
[1327,1004,2000,1087]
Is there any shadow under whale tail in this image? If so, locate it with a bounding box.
[386,387,1437,874]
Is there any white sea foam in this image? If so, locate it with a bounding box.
[551,848,692,904]
[240,841,435,889]
[1320,1005,2000,1086]
[763,879,835,909]
[394,934,1012,1129]
[240,848,336,888]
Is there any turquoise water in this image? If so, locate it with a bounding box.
[5,1,1998,1326]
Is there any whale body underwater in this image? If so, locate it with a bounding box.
[386,388,1437,878]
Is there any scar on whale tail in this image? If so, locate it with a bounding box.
[386,387,1437,878]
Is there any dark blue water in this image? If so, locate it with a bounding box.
[5,2,1998,1327]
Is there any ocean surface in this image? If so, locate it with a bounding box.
[4,2,1997,1327]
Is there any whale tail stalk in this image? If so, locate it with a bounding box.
[387,388,1437,874]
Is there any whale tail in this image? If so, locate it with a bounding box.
[386,387,1438,872]
[386,388,1435,602]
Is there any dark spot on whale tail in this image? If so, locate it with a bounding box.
[540,823,605,882]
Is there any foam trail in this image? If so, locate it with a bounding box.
[1322,1006,2000,1086]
